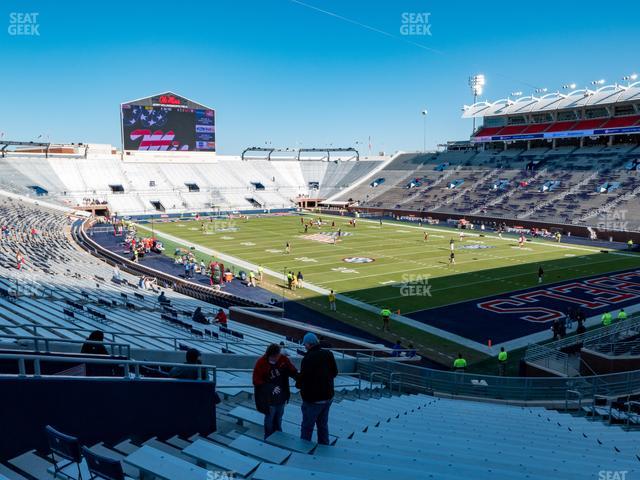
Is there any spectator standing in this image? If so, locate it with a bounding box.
[253,344,299,439]
[381,307,392,332]
[328,290,336,311]
[453,353,467,372]
[498,347,508,376]
[297,333,338,445]
[617,308,628,322]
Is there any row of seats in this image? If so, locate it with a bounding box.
[6,393,639,479]
[475,116,640,138]
[337,148,640,229]
[0,154,384,214]
[0,196,302,358]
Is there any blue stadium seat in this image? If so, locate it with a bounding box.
[45,425,83,480]
[82,446,125,480]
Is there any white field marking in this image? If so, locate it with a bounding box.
[295,257,318,263]
[301,211,637,257]
[220,236,234,240]
[379,280,396,285]
[265,249,282,253]
[368,254,638,311]
[331,267,358,274]
[270,244,597,284]
[240,242,256,246]
[309,246,593,285]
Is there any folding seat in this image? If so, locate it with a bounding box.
[45,425,84,479]
[82,446,125,480]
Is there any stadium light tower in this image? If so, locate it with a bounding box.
[468,74,485,132]
[623,73,638,86]
[421,109,428,152]
[591,79,606,86]
[562,83,577,91]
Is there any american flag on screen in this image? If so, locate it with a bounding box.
[129,129,189,151]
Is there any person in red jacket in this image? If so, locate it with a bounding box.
[214,308,227,327]
[252,343,299,439]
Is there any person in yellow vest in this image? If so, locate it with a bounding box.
[617,308,627,322]
[628,239,634,250]
[258,265,264,282]
[249,271,256,287]
[328,290,336,312]
[602,311,612,326]
[381,307,392,332]
[498,347,508,376]
[453,353,467,372]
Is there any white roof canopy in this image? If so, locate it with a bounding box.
[462,83,640,119]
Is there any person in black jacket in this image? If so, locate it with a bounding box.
[169,348,206,380]
[297,332,338,445]
[192,307,209,325]
[80,330,109,356]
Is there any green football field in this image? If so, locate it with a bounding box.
[150,213,640,314]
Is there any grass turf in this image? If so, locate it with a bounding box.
[148,213,640,368]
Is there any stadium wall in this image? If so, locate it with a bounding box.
[0,377,217,460]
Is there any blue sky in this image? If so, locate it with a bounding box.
[1,1,638,154]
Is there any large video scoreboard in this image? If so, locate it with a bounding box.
[121,92,215,152]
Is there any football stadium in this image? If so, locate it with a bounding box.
[1,2,640,479]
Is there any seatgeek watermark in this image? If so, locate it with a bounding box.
[400,12,432,36]
[597,209,629,232]
[8,12,40,36]
[207,470,236,480]
[399,274,432,297]
[598,471,628,480]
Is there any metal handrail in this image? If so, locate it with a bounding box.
[11,323,295,352]
[525,313,640,360]
[1,323,405,359]
[356,352,640,403]
[564,389,583,411]
[0,352,215,382]
[586,340,640,357]
[0,334,131,358]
